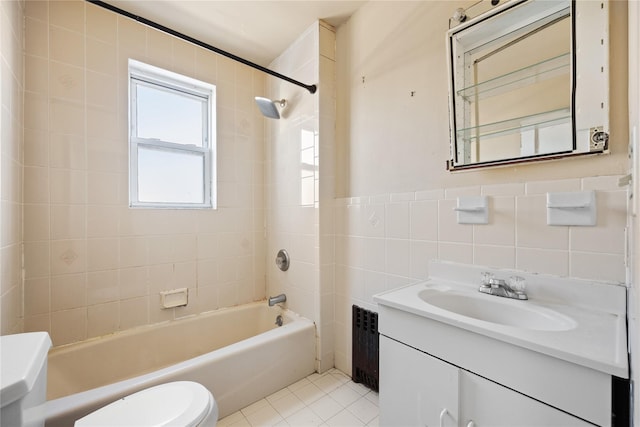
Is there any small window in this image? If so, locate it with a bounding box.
[128,59,216,208]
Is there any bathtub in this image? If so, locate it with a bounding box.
[44,302,316,426]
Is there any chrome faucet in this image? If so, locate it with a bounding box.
[268,293,287,306]
[478,275,528,300]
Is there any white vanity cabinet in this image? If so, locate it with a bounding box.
[458,362,591,427]
[380,336,591,426]
[380,336,458,426]
[374,262,628,426]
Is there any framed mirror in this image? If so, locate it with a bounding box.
[446,0,609,170]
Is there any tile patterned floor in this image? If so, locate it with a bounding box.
[218,369,379,427]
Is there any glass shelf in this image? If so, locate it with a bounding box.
[456,53,570,102]
[456,107,571,143]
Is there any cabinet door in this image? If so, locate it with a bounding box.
[380,336,459,427]
[459,371,593,427]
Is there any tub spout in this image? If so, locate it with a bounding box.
[268,294,286,306]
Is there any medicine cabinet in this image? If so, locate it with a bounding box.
[446,0,609,170]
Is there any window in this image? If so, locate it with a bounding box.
[128,59,216,208]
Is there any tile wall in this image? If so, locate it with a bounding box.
[318,23,338,374]
[333,175,629,374]
[266,21,337,372]
[1,0,25,335]
[21,0,267,346]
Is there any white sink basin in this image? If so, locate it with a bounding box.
[373,261,629,379]
[418,289,577,331]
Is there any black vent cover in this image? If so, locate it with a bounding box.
[352,305,379,392]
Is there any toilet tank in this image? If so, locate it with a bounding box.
[1,332,52,427]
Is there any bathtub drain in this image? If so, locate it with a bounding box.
[275,315,283,327]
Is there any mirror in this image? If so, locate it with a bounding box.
[446,0,609,170]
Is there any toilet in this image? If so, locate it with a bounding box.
[1,332,52,427]
[75,381,218,427]
[0,332,218,427]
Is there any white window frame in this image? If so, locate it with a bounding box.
[128,59,216,209]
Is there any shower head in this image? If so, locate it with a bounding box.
[255,97,287,119]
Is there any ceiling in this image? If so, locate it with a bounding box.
[103,1,367,66]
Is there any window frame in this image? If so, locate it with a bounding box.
[128,59,216,209]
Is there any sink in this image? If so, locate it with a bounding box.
[418,289,576,331]
[374,261,629,386]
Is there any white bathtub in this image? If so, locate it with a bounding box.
[44,302,316,426]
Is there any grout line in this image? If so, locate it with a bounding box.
[218,369,379,427]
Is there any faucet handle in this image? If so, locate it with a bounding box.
[480,272,494,286]
[508,276,526,292]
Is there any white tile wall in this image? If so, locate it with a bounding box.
[1,0,24,335]
[334,176,628,375]
[20,1,267,346]
[266,20,336,373]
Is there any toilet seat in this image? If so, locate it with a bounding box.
[75,381,214,427]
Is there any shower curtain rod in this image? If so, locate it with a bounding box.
[87,0,318,94]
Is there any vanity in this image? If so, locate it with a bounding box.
[374,262,628,426]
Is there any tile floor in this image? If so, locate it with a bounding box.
[218,369,379,427]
